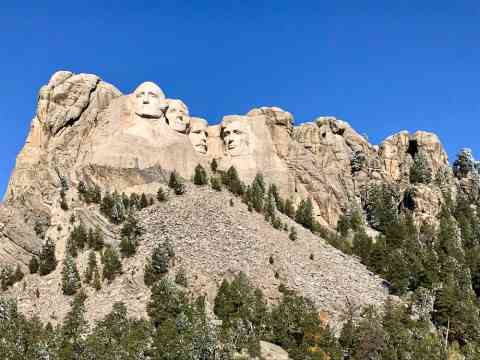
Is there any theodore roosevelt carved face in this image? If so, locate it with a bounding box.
[188,117,208,154]
[133,82,167,119]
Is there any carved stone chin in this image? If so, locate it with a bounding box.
[167,99,190,133]
[188,117,208,154]
[221,116,251,157]
[133,81,167,119]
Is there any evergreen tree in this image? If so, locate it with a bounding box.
[71,223,87,250]
[144,241,174,286]
[284,198,295,218]
[93,267,102,291]
[139,193,149,209]
[147,278,188,328]
[28,256,39,274]
[61,254,81,296]
[102,246,122,282]
[351,150,366,174]
[224,166,244,195]
[60,190,69,211]
[410,151,432,184]
[193,164,208,185]
[175,267,188,288]
[119,236,136,258]
[264,191,276,223]
[58,290,88,358]
[157,187,167,202]
[289,226,298,241]
[250,173,265,212]
[210,158,218,173]
[119,214,143,257]
[87,227,105,251]
[365,183,399,232]
[168,171,186,195]
[77,180,87,198]
[210,176,222,191]
[100,192,114,219]
[65,235,78,258]
[38,238,57,276]
[453,148,476,179]
[85,302,151,358]
[352,230,373,262]
[295,198,314,231]
[84,250,98,285]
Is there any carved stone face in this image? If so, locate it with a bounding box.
[189,118,208,154]
[222,119,250,157]
[167,99,189,133]
[133,82,166,118]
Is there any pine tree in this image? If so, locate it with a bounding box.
[38,238,57,276]
[59,290,88,358]
[264,191,276,223]
[88,227,105,251]
[119,236,136,258]
[147,278,187,328]
[93,267,102,291]
[61,254,81,296]
[29,256,39,274]
[71,223,87,250]
[78,180,87,199]
[65,235,78,258]
[211,158,218,173]
[194,164,208,185]
[139,193,149,209]
[157,187,167,202]
[60,190,69,211]
[453,148,476,179]
[250,174,265,212]
[224,166,244,195]
[410,151,432,184]
[13,265,24,283]
[295,198,314,231]
[284,198,295,218]
[210,176,222,191]
[351,150,366,174]
[102,247,122,282]
[168,171,186,195]
[84,250,97,285]
[100,192,114,219]
[144,242,174,286]
[175,267,188,288]
[289,226,298,241]
[110,193,126,223]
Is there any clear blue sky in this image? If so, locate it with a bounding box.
[1,1,479,197]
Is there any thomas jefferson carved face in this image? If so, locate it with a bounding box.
[222,119,250,157]
[133,82,167,119]
[167,99,190,133]
[188,118,208,154]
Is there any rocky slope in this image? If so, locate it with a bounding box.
[4,185,388,326]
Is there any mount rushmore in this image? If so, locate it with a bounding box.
[0,70,453,267]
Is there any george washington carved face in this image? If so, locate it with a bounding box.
[221,118,250,157]
[133,82,167,119]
